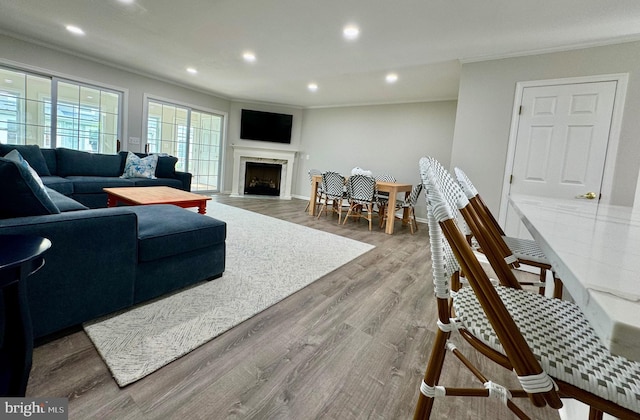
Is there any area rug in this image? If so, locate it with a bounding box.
[83,202,375,387]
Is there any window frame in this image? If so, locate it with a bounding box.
[0,63,126,154]
[143,94,226,193]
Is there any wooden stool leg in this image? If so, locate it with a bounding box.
[538,267,546,295]
[379,204,386,229]
[588,407,604,420]
[553,275,563,299]
[414,329,449,419]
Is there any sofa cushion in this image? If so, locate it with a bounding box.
[0,152,60,218]
[155,154,178,178]
[46,187,89,212]
[130,177,184,189]
[57,148,122,177]
[41,176,74,196]
[40,148,57,175]
[0,144,51,176]
[121,151,158,179]
[119,151,178,178]
[128,205,226,262]
[66,176,135,194]
[70,194,113,209]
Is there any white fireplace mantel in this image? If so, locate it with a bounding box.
[231,144,298,199]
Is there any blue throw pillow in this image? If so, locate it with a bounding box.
[0,144,51,176]
[118,151,178,178]
[155,154,178,178]
[0,150,60,218]
[120,151,158,179]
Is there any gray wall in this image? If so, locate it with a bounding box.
[221,101,458,221]
[297,101,458,218]
[451,40,640,214]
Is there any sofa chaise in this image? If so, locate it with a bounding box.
[0,144,226,339]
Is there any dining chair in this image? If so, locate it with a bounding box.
[305,169,324,214]
[414,156,640,420]
[373,174,396,220]
[454,167,562,298]
[424,158,523,289]
[378,182,423,233]
[342,174,377,230]
[317,171,346,223]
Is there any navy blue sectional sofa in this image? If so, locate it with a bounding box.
[38,147,192,208]
[0,145,226,339]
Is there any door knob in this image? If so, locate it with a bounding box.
[577,192,597,199]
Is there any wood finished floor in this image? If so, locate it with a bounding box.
[27,195,560,419]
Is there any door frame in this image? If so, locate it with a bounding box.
[498,73,629,226]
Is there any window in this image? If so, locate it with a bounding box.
[0,68,51,147]
[56,81,120,153]
[0,66,122,153]
[146,99,223,192]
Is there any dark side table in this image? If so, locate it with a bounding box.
[0,235,51,397]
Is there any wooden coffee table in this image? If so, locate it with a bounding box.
[104,186,212,214]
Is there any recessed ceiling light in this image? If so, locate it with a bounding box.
[243,52,256,63]
[343,25,360,40]
[4,79,13,84]
[66,25,85,36]
[308,83,318,92]
[117,0,135,4]
[385,73,398,83]
[186,67,198,74]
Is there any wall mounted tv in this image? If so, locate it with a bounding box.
[240,109,293,144]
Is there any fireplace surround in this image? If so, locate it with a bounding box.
[231,145,297,199]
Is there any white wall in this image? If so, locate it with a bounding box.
[451,40,640,214]
[1,34,231,153]
[297,101,458,218]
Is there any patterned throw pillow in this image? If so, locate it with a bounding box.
[120,151,158,179]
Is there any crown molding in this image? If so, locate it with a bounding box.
[460,34,640,64]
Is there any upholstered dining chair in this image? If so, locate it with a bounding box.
[414,156,640,420]
[317,171,346,223]
[454,167,562,298]
[343,174,377,230]
[305,169,324,214]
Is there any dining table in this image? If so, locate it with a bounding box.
[509,194,640,362]
[309,174,413,234]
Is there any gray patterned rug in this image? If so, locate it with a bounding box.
[83,202,374,387]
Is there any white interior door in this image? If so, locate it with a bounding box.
[504,81,617,237]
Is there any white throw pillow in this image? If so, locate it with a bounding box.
[351,167,373,176]
[121,151,158,179]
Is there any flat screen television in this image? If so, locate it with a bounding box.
[240,109,293,144]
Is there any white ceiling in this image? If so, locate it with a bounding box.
[2,0,640,108]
